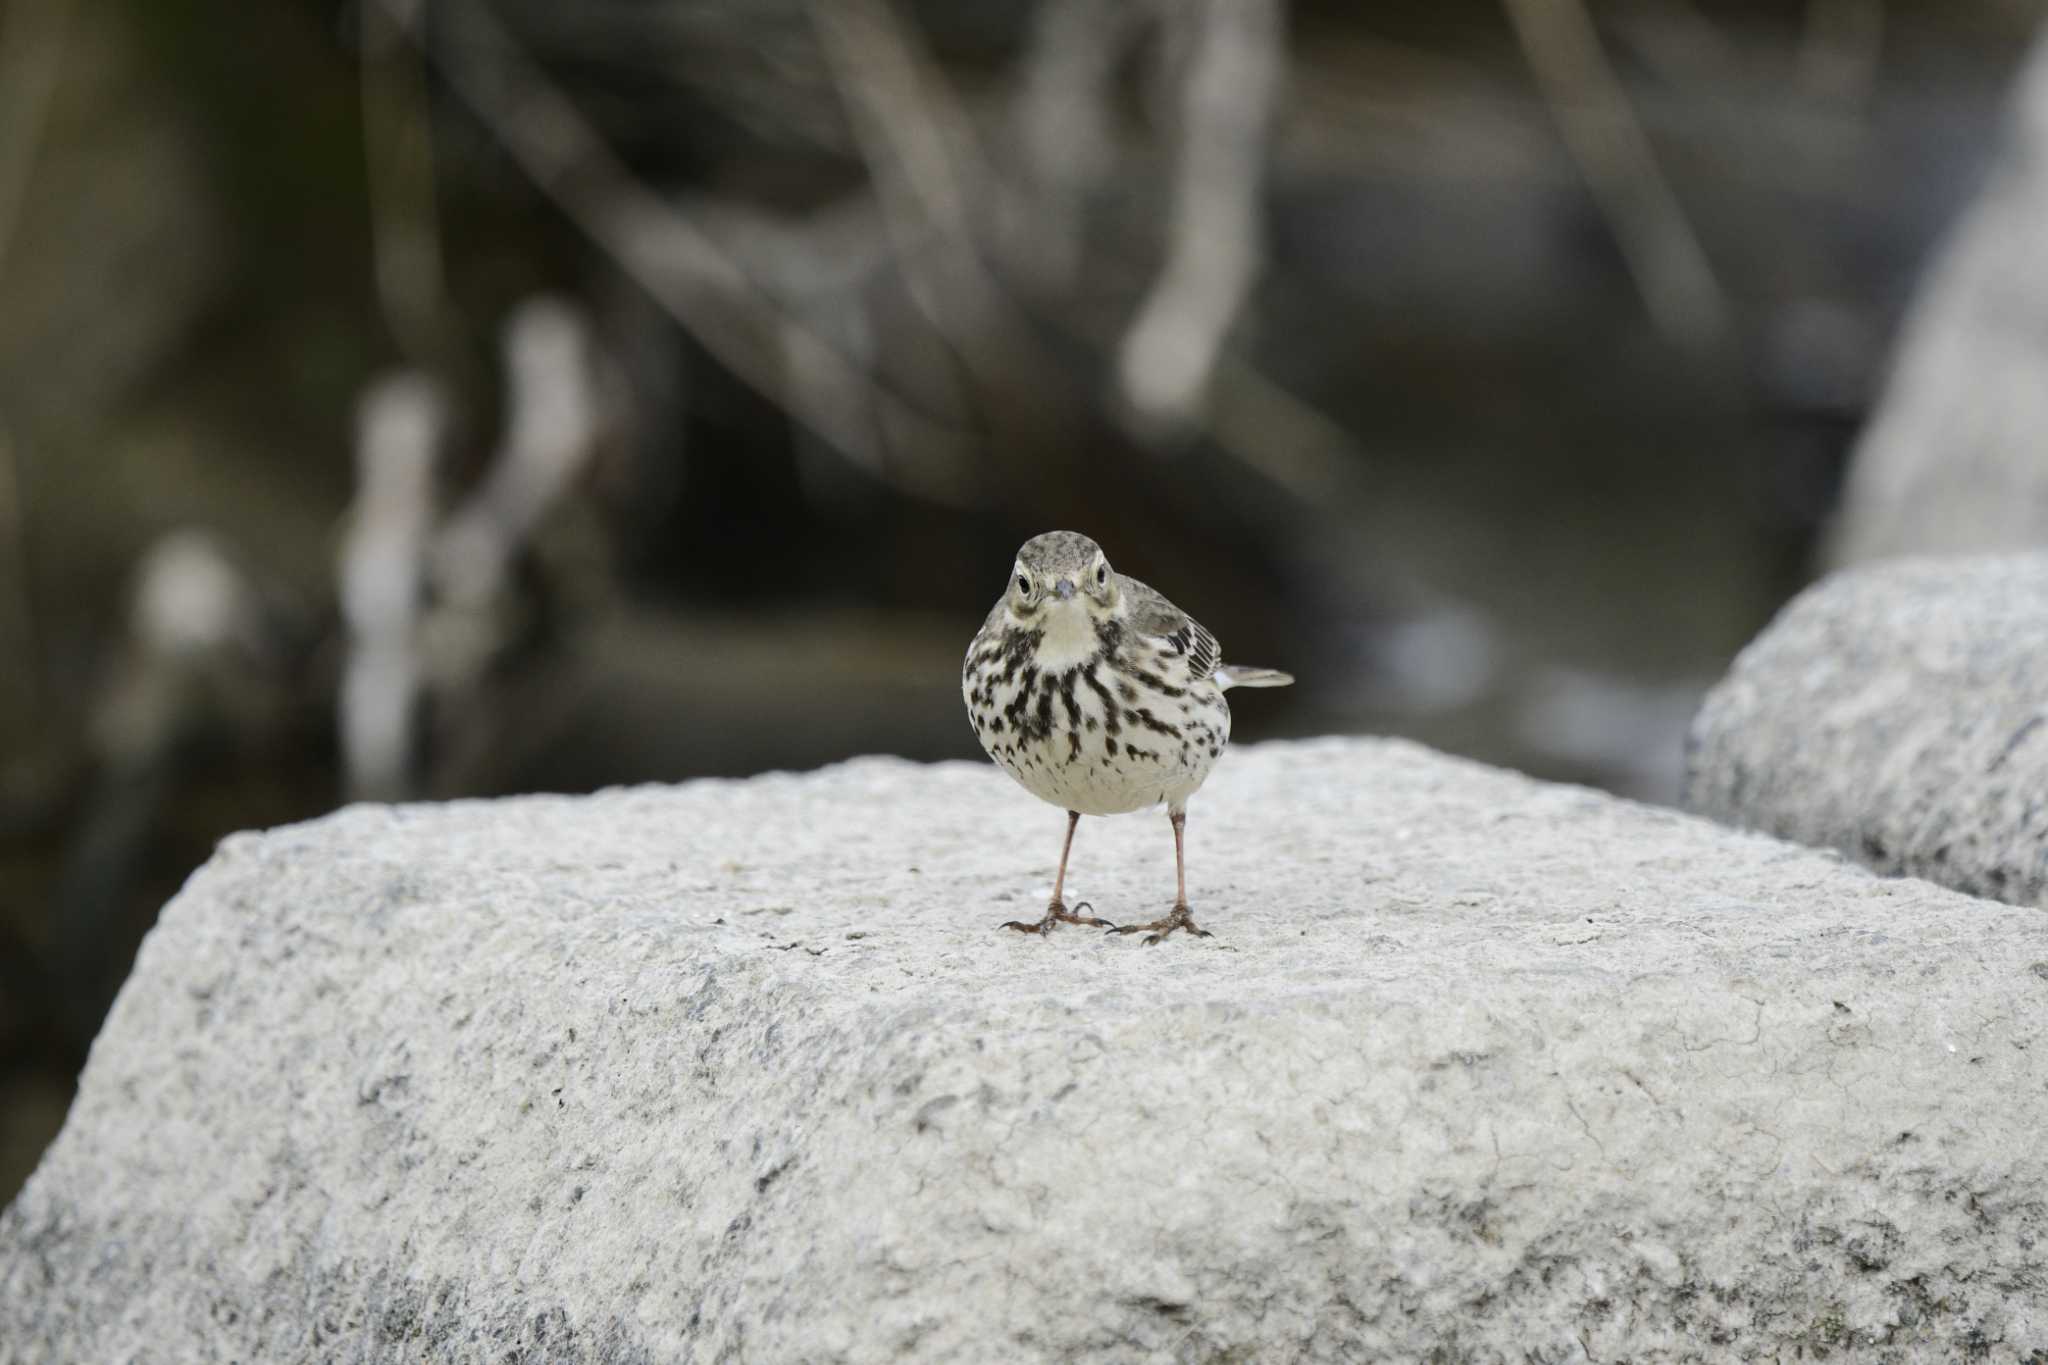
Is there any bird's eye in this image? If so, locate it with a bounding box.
[1096,563,1108,586]
[1016,574,1030,595]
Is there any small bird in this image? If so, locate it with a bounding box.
[962,531,1293,943]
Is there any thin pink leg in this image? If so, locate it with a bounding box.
[1108,808,1212,944]
[1001,811,1110,934]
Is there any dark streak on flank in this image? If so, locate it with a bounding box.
[1129,667,1185,699]
[1133,707,1182,740]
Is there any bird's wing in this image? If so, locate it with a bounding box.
[1118,574,1221,682]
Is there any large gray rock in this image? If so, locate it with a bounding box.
[4,739,2047,1362]
[1687,553,2048,911]
[1827,37,2048,567]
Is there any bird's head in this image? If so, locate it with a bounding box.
[1007,530,1119,624]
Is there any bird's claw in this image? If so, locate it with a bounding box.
[1107,906,1211,944]
[1001,900,1111,935]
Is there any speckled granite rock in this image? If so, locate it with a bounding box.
[1687,553,2048,915]
[4,739,2046,1362]
[1827,38,2048,567]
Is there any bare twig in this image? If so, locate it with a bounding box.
[675,192,996,499]
[805,0,1111,505]
[806,0,1049,397]
[1205,357,1367,507]
[1005,0,1146,292]
[0,0,57,740]
[400,0,1350,512]
[0,418,38,737]
[359,0,459,370]
[339,373,446,800]
[808,0,980,256]
[1799,0,1884,108]
[681,192,897,304]
[1604,0,1737,86]
[419,297,609,791]
[0,0,71,279]
[1502,0,1729,350]
[379,0,983,506]
[810,0,1341,505]
[1116,0,1285,431]
[432,297,601,611]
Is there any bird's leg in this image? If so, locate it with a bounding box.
[1001,810,1111,933]
[1108,808,1212,944]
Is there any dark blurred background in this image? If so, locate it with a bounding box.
[0,0,2040,1202]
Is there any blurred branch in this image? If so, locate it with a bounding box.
[1006,0,1145,294]
[379,0,984,506]
[1604,1,1738,86]
[681,192,897,303]
[397,0,1353,513]
[0,419,36,743]
[1502,0,1730,350]
[1117,0,1284,433]
[1206,357,1368,507]
[806,0,1063,422]
[58,529,280,1045]
[0,0,65,748]
[1800,0,1884,108]
[0,0,71,279]
[339,373,445,800]
[808,0,981,262]
[420,297,608,791]
[671,191,991,494]
[803,0,991,422]
[808,0,1356,512]
[802,0,1217,521]
[337,301,607,800]
[359,0,460,371]
[432,297,600,612]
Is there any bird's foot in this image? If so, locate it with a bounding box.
[1000,900,1113,934]
[1107,904,1212,946]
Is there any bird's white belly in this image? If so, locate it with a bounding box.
[965,656,1231,817]
[1011,746,1211,816]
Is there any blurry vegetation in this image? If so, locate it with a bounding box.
[2,0,2044,1200]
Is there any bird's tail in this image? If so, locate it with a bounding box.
[1215,665,1294,690]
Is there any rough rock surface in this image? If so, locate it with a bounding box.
[4,739,2047,1363]
[1687,553,2048,913]
[1827,37,2048,566]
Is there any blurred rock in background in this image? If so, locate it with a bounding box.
[2,0,2045,1203]
[1826,37,2048,566]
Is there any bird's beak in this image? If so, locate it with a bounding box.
[1054,579,1075,600]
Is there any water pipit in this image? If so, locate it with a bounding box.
[961,531,1293,943]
